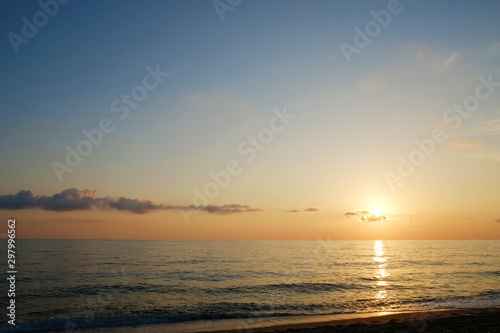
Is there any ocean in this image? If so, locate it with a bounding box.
[1,240,499,332]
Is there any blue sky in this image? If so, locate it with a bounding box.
[1,0,500,239]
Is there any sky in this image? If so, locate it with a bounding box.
[1,0,500,240]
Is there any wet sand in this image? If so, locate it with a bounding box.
[87,307,500,333]
[227,307,500,333]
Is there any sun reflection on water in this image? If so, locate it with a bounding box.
[374,240,389,301]
[375,240,384,257]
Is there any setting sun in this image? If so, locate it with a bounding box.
[1,2,500,332]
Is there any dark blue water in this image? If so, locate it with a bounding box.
[1,240,499,332]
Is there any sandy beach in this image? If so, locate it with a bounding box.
[229,307,500,333]
[84,307,500,333]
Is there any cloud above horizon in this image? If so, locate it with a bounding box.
[173,204,263,215]
[286,208,319,213]
[344,209,388,223]
[0,188,263,215]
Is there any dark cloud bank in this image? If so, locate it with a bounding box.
[0,188,262,215]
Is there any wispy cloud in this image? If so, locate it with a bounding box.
[0,188,263,215]
[457,114,500,136]
[450,140,481,148]
[407,42,459,72]
[355,43,461,92]
[474,151,500,163]
[407,42,460,72]
[443,52,459,69]
[286,208,319,213]
[344,209,388,223]
[488,42,500,57]
[355,74,386,90]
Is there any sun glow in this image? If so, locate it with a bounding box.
[370,207,384,216]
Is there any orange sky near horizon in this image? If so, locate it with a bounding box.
[8,208,500,240]
[2,2,500,241]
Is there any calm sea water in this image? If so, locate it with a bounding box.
[1,240,499,332]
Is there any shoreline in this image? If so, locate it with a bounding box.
[80,307,500,333]
[208,307,500,333]
[231,307,500,332]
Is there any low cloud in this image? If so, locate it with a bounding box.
[359,215,387,222]
[0,190,38,209]
[106,197,164,214]
[174,204,263,215]
[344,209,388,223]
[0,188,263,215]
[286,208,319,213]
[495,219,500,223]
[39,188,100,212]
[344,209,369,217]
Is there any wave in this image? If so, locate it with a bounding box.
[2,292,500,333]
[206,282,365,294]
[0,311,291,333]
